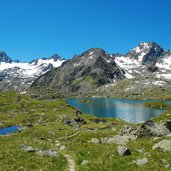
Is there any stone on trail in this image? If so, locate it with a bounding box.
[36,149,59,157]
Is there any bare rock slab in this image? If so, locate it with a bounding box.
[152,139,171,152]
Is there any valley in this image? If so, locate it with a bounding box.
[0,42,171,170]
[0,92,171,171]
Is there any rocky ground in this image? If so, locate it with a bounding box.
[0,92,171,171]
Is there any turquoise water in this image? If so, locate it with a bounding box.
[67,98,169,123]
[0,126,19,135]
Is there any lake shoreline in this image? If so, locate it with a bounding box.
[67,98,169,124]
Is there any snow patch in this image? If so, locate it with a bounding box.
[157,73,171,80]
[124,71,134,79]
[152,81,166,86]
[0,58,65,80]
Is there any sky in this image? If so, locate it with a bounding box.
[0,0,171,62]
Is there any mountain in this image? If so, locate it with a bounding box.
[31,48,126,96]
[0,52,65,92]
[0,51,12,63]
[115,42,171,78]
[126,42,164,64]
[30,42,171,99]
[97,42,171,99]
[1,41,171,99]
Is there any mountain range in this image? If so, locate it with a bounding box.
[0,51,65,92]
[1,42,171,99]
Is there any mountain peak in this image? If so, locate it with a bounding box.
[76,47,116,65]
[126,41,164,64]
[0,51,12,63]
[49,54,65,61]
[80,48,111,60]
[130,41,162,54]
[81,48,107,57]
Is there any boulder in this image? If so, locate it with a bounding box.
[25,122,33,127]
[119,125,139,137]
[107,135,130,145]
[74,117,86,124]
[65,118,79,129]
[112,127,116,132]
[100,137,108,144]
[152,139,171,152]
[81,160,89,166]
[59,145,67,151]
[137,149,145,153]
[91,138,100,144]
[164,164,170,169]
[0,121,4,126]
[36,149,59,157]
[65,119,72,125]
[20,146,37,152]
[117,146,131,156]
[45,150,59,157]
[134,158,148,166]
[35,150,44,156]
[18,126,27,132]
[140,121,170,137]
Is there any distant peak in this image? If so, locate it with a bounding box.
[0,50,7,55]
[89,47,106,53]
[126,41,164,65]
[138,41,161,48]
[81,48,108,58]
[0,50,12,63]
[50,54,65,61]
[128,41,163,55]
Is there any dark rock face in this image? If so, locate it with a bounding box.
[142,42,164,65]
[0,51,12,63]
[50,54,65,61]
[31,48,125,95]
[147,65,159,72]
[165,121,171,131]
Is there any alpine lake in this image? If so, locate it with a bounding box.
[67,98,171,124]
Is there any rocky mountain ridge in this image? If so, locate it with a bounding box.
[0,51,12,63]
[1,41,171,98]
[31,41,171,98]
[0,53,65,91]
[31,48,126,95]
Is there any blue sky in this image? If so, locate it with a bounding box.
[0,0,171,61]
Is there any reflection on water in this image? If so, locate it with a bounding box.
[67,98,167,123]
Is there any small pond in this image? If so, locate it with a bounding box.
[0,126,19,135]
[67,98,171,124]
